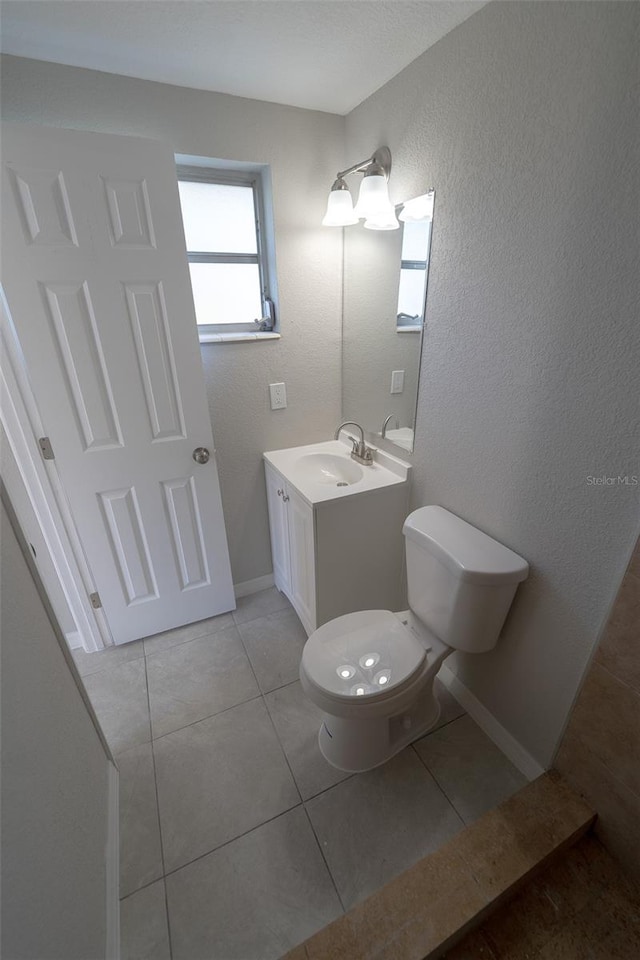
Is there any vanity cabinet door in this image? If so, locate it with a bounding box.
[265,463,291,596]
[286,486,316,634]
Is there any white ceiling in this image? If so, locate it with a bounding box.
[0,1,486,115]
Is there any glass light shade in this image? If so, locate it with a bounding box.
[322,188,358,226]
[353,174,392,219]
[363,204,399,231]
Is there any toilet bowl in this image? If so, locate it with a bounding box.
[299,505,528,773]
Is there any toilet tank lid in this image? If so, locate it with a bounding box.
[403,506,529,585]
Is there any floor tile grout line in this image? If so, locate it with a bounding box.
[408,707,468,756]
[235,624,304,805]
[145,598,307,886]
[143,655,174,960]
[409,741,469,829]
[75,590,290,673]
[234,617,267,694]
[263,693,304,806]
[72,645,146,680]
[116,654,516,951]
[117,740,465,907]
[264,676,300,696]
[76,616,232,676]
[115,679,306,756]
[109,703,466,764]
[119,874,164,903]
[148,683,308,750]
[233,604,292,628]
[248,677,363,807]
[410,711,527,824]
[246,657,358,808]
[301,771,357,804]
[256,642,363,912]
[301,803,347,914]
[149,691,264,745]
[232,595,292,630]
[143,621,239,660]
[160,877,172,960]
[158,800,304,882]
[119,601,478,948]
[300,744,467,912]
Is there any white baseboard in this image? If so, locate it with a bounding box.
[438,663,545,782]
[233,573,275,599]
[65,630,83,650]
[105,761,120,960]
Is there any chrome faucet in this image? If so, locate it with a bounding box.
[334,421,374,465]
[381,414,399,438]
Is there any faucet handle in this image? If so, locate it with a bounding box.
[351,439,374,465]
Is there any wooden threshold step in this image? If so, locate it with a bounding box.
[282,771,595,960]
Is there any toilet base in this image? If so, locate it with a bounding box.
[318,687,442,773]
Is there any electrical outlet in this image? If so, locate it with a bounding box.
[269,382,287,410]
[391,370,405,395]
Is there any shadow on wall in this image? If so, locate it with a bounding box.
[554,535,640,882]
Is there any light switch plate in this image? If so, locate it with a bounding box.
[269,382,287,410]
[391,370,405,395]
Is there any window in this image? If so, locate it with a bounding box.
[177,166,277,340]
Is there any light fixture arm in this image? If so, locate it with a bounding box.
[336,146,392,183]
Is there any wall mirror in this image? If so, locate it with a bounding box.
[342,190,434,454]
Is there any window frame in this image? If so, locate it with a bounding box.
[177,164,276,338]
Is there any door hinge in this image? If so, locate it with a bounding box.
[38,436,55,460]
[89,592,102,609]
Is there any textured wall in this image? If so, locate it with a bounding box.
[0,54,344,584]
[555,535,640,880]
[1,502,112,958]
[345,1,640,766]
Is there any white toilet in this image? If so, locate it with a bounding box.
[299,505,529,773]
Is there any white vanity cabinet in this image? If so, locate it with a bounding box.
[264,444,411,636]
[265,463,316,633]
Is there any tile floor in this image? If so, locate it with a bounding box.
[74,587,527,960]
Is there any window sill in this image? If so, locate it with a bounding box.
[199,332,281,344]
[396,325,423,334]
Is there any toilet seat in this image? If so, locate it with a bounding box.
[301,609,428,705]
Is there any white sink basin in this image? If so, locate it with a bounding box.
[264,439,410,506]
[295,453,363,486]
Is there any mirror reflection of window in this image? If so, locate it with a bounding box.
[396,198,432,331]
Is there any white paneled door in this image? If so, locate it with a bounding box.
[1,123,235,643]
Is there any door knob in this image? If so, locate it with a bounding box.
[192,447,210,464]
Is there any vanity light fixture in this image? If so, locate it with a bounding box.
[322,146,398,230]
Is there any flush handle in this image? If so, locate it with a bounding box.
[192,447,210,465]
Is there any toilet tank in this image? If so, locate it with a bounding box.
[402,506,529,653]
